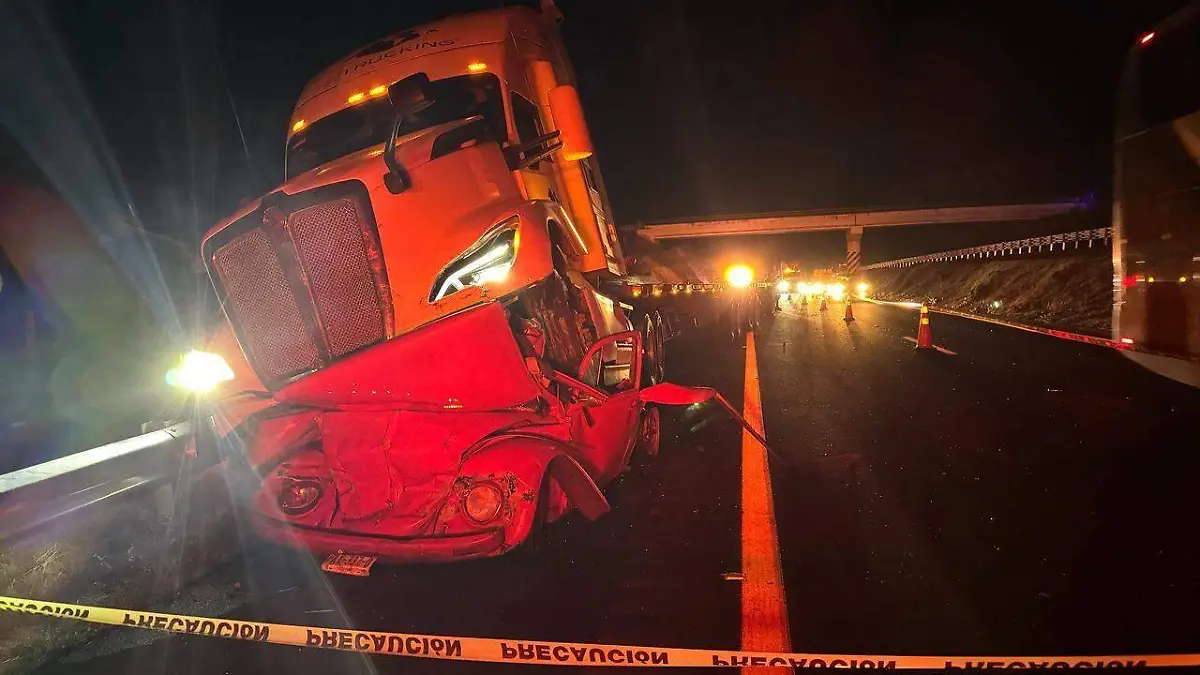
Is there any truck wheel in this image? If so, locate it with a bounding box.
[652,310,667,383]
[640,313,662,385]
[635,406,661,459]
[659,310,675,341]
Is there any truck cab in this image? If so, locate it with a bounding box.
[200,5,638,402]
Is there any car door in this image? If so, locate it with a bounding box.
[574,331,643,485]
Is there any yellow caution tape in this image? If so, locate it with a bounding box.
[2,595,1197,668]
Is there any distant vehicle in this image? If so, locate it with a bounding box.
[1112,0,1200,386]
[770,267,846,302]
[170,4,688,567]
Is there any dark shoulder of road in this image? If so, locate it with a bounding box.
[759,299,1200,656]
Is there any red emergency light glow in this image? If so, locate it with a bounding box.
[1120,337,1135,345]
[1139,32,1156,45]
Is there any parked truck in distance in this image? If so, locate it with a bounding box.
[168,3,698,568]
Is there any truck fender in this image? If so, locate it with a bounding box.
[461,433,611,522]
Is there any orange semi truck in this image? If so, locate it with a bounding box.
[171,3,693,566]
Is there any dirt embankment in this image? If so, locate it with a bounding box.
[867,253,1113,336]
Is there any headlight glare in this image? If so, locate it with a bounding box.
[723,265,754,289]
[166,350,234,393]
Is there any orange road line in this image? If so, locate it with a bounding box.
[740,332,791,669]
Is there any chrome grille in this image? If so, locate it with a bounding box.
[205,181,392,386]
[212,228,321,380]
[287,198,387,359]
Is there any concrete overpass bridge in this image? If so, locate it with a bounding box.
[631,202,1085,277]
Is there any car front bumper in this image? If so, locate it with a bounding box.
[252,513,507,562]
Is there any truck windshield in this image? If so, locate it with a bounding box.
[285,73,504,179]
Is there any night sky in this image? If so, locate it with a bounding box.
[0,0,1188,268]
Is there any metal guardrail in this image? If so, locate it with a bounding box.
[862,228,1112,270]
[0,422,192,541]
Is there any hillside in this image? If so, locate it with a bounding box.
[866,254,1112,336]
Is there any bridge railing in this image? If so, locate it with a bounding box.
[862,228,1112,270]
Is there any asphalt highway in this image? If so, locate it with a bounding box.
[26,297,1200,673]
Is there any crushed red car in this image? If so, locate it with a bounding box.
[243,302,660,562]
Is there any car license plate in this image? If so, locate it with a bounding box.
[321,552,377,577]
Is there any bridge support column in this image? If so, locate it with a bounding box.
[845,226,863,279]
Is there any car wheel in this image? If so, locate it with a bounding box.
[635,407,661,459]
[511,472,554,558]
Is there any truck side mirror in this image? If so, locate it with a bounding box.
[388,73,432,118]
[548,85,593,161]
[383,73,434,194]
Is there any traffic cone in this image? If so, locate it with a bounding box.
[843,299,855,321]
[819,296,828,312]
[915,305,933,349]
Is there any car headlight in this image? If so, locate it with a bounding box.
[462,481,504,524]
[166,350,234,393]
[430,219,519,302]
[278,479,323,516]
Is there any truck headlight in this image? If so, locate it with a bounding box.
[430,220,519,302]
[166,350,234,393]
